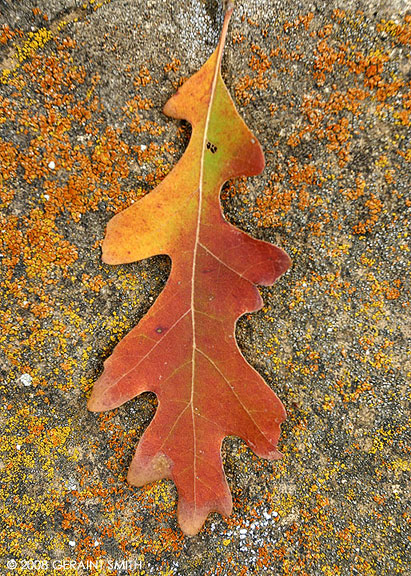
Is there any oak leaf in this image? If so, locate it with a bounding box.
[88,3,291,536]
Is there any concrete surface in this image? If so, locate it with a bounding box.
[0,0,410,575]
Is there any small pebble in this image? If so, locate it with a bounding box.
[48,161,55,169]
[20,374,32,387]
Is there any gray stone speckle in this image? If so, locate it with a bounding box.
[0,0,409,575]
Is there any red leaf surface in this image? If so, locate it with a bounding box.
[88,3,291,535]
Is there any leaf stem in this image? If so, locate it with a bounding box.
[218,0,234,67]
[223,0,235,15]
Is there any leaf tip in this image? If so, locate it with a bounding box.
[267,449,283,461]
[86,392,101,412]
[127,451,173,486]
[178,494,233,537]
[281,251,293,276]
[271,247,292,283]
[87,369,123,412]
[101,234,125,265]
[87,383,111,412]
[163,94,178,119]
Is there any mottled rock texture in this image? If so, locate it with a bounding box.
[0,1,409,575]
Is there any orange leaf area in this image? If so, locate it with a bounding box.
[88,5,291,536]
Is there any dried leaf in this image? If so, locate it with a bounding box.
[88,4,291,535]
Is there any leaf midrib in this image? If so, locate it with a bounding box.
[189,10,232,509]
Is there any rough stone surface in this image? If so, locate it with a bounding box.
[0,1,409,575]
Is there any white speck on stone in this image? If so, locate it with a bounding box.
[140,144,147,151]
[263,511,271,520]
[20,373,32,387]
[44,194,50,201]
[94,540,100,547]
[69,540,75,547]
[48,161,55,169]
[272,511,278,517]
[239,528,247,534]
[16,444,21,450]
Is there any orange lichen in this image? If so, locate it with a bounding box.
[249,43,271,73]
[0,24,23,45]
[313,39,346,85]
[232,30,245,44]
[0,5,408,575]
[134,64,152,87]
[283,12,314,33]
[377,15,411,46]
[163,58,181,74]
[352,193,383,235]
[235,72,269,106]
